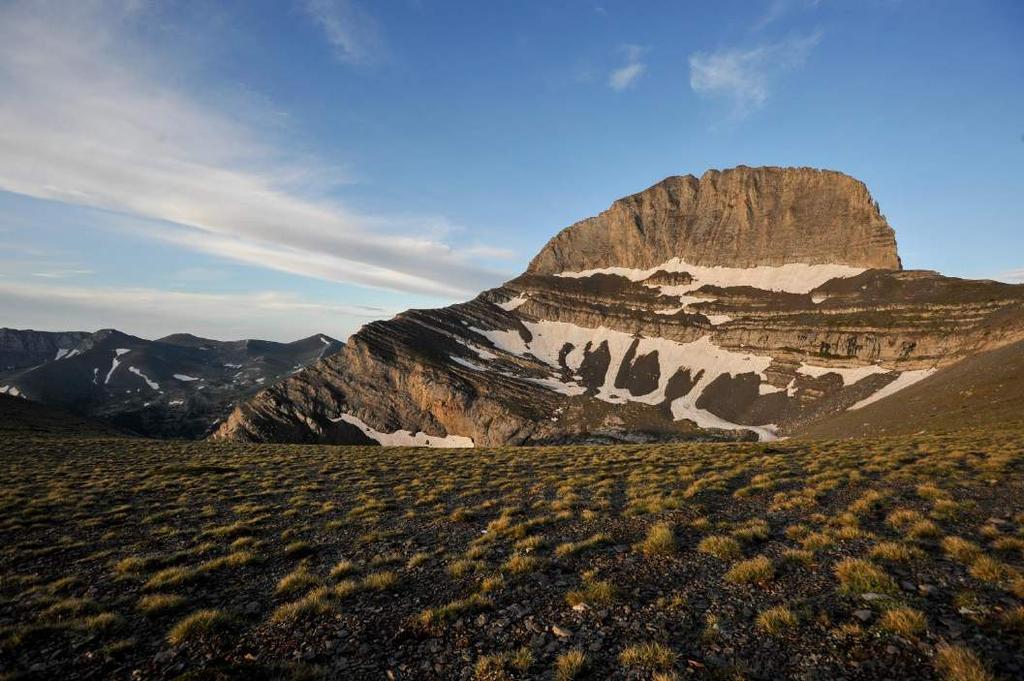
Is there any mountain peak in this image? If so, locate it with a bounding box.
[527,166,901,275]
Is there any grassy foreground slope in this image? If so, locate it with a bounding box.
[1,431,1023,680]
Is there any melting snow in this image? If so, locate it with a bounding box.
[173,374,200,382]
[451,355,488,371]
[330,413,474,448]
[104,356,123,384]
[557,258,865,295]
[473,319,779,440]
[848,369,937,411]
[128,367,160,390]
[796,363,889,386]
[496,294,529,311]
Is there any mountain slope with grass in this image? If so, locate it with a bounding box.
[797,338,1024,439]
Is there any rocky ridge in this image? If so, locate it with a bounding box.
[213,167,1024,446]
[0,328,343,438]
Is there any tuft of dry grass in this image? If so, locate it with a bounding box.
[879,607,927,637]
[638,523,676,556]
[697,535,741,560]
[756,606,798,635]
[270,587,335,623]
[275,565,320,596]
[834,558,896,595]
[869,541,922,563]
[934,643,995,681]
[724,555,774,586]
[620,642,677,671]
[554,649,587,681]
[166,609,235,646]
[942,536,982,562]
[137,593,185,616]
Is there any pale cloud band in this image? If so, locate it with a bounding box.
[0,1,508,301]
[0,280,390,342]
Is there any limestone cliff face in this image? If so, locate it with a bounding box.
[528,167,901,274]
[213,167,1022,447]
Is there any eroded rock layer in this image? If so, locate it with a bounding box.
[213,167,1024,446]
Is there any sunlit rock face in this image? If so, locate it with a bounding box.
[214,167,1024,446]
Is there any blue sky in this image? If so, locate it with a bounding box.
[0,0,1021,341]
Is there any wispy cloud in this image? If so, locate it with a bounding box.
[0,280,392,342]
[0,1,504,300]
[301,0,384,65]
[688,31,822,119]
[752,0,822,32]
[30,269,95,279]
[608,45,647,91]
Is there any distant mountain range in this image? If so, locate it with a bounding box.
[210,166,1024,446]
[0,328,342,438]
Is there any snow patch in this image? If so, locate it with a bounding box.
[104,356,123,384]
[169,400,184,406]
[54,348,70,360]
[319,336,331,345]
[451,355,487,371]
[115,348,131,356]
[330,413,474,448]
[811,292,828,304]
[173,374,200,382]
[128,367,160,390]
[704,314,733,325]
[496,294,529,311]
[557,258,865,294]
[796,363,889,386]
[848,369,937,411]
[0,385,20,397]
[473,319,779,440]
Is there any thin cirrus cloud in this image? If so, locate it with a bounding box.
[0,279,393,342]
[301,0,385,65]
[688,31,823,119]
[752,0,822,32]
[608,45,647,91]
[0,1,507,301]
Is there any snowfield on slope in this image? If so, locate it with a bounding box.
[330,413,474,448]
[555,258,865,294]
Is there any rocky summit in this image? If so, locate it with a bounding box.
[214,166,1024,446]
